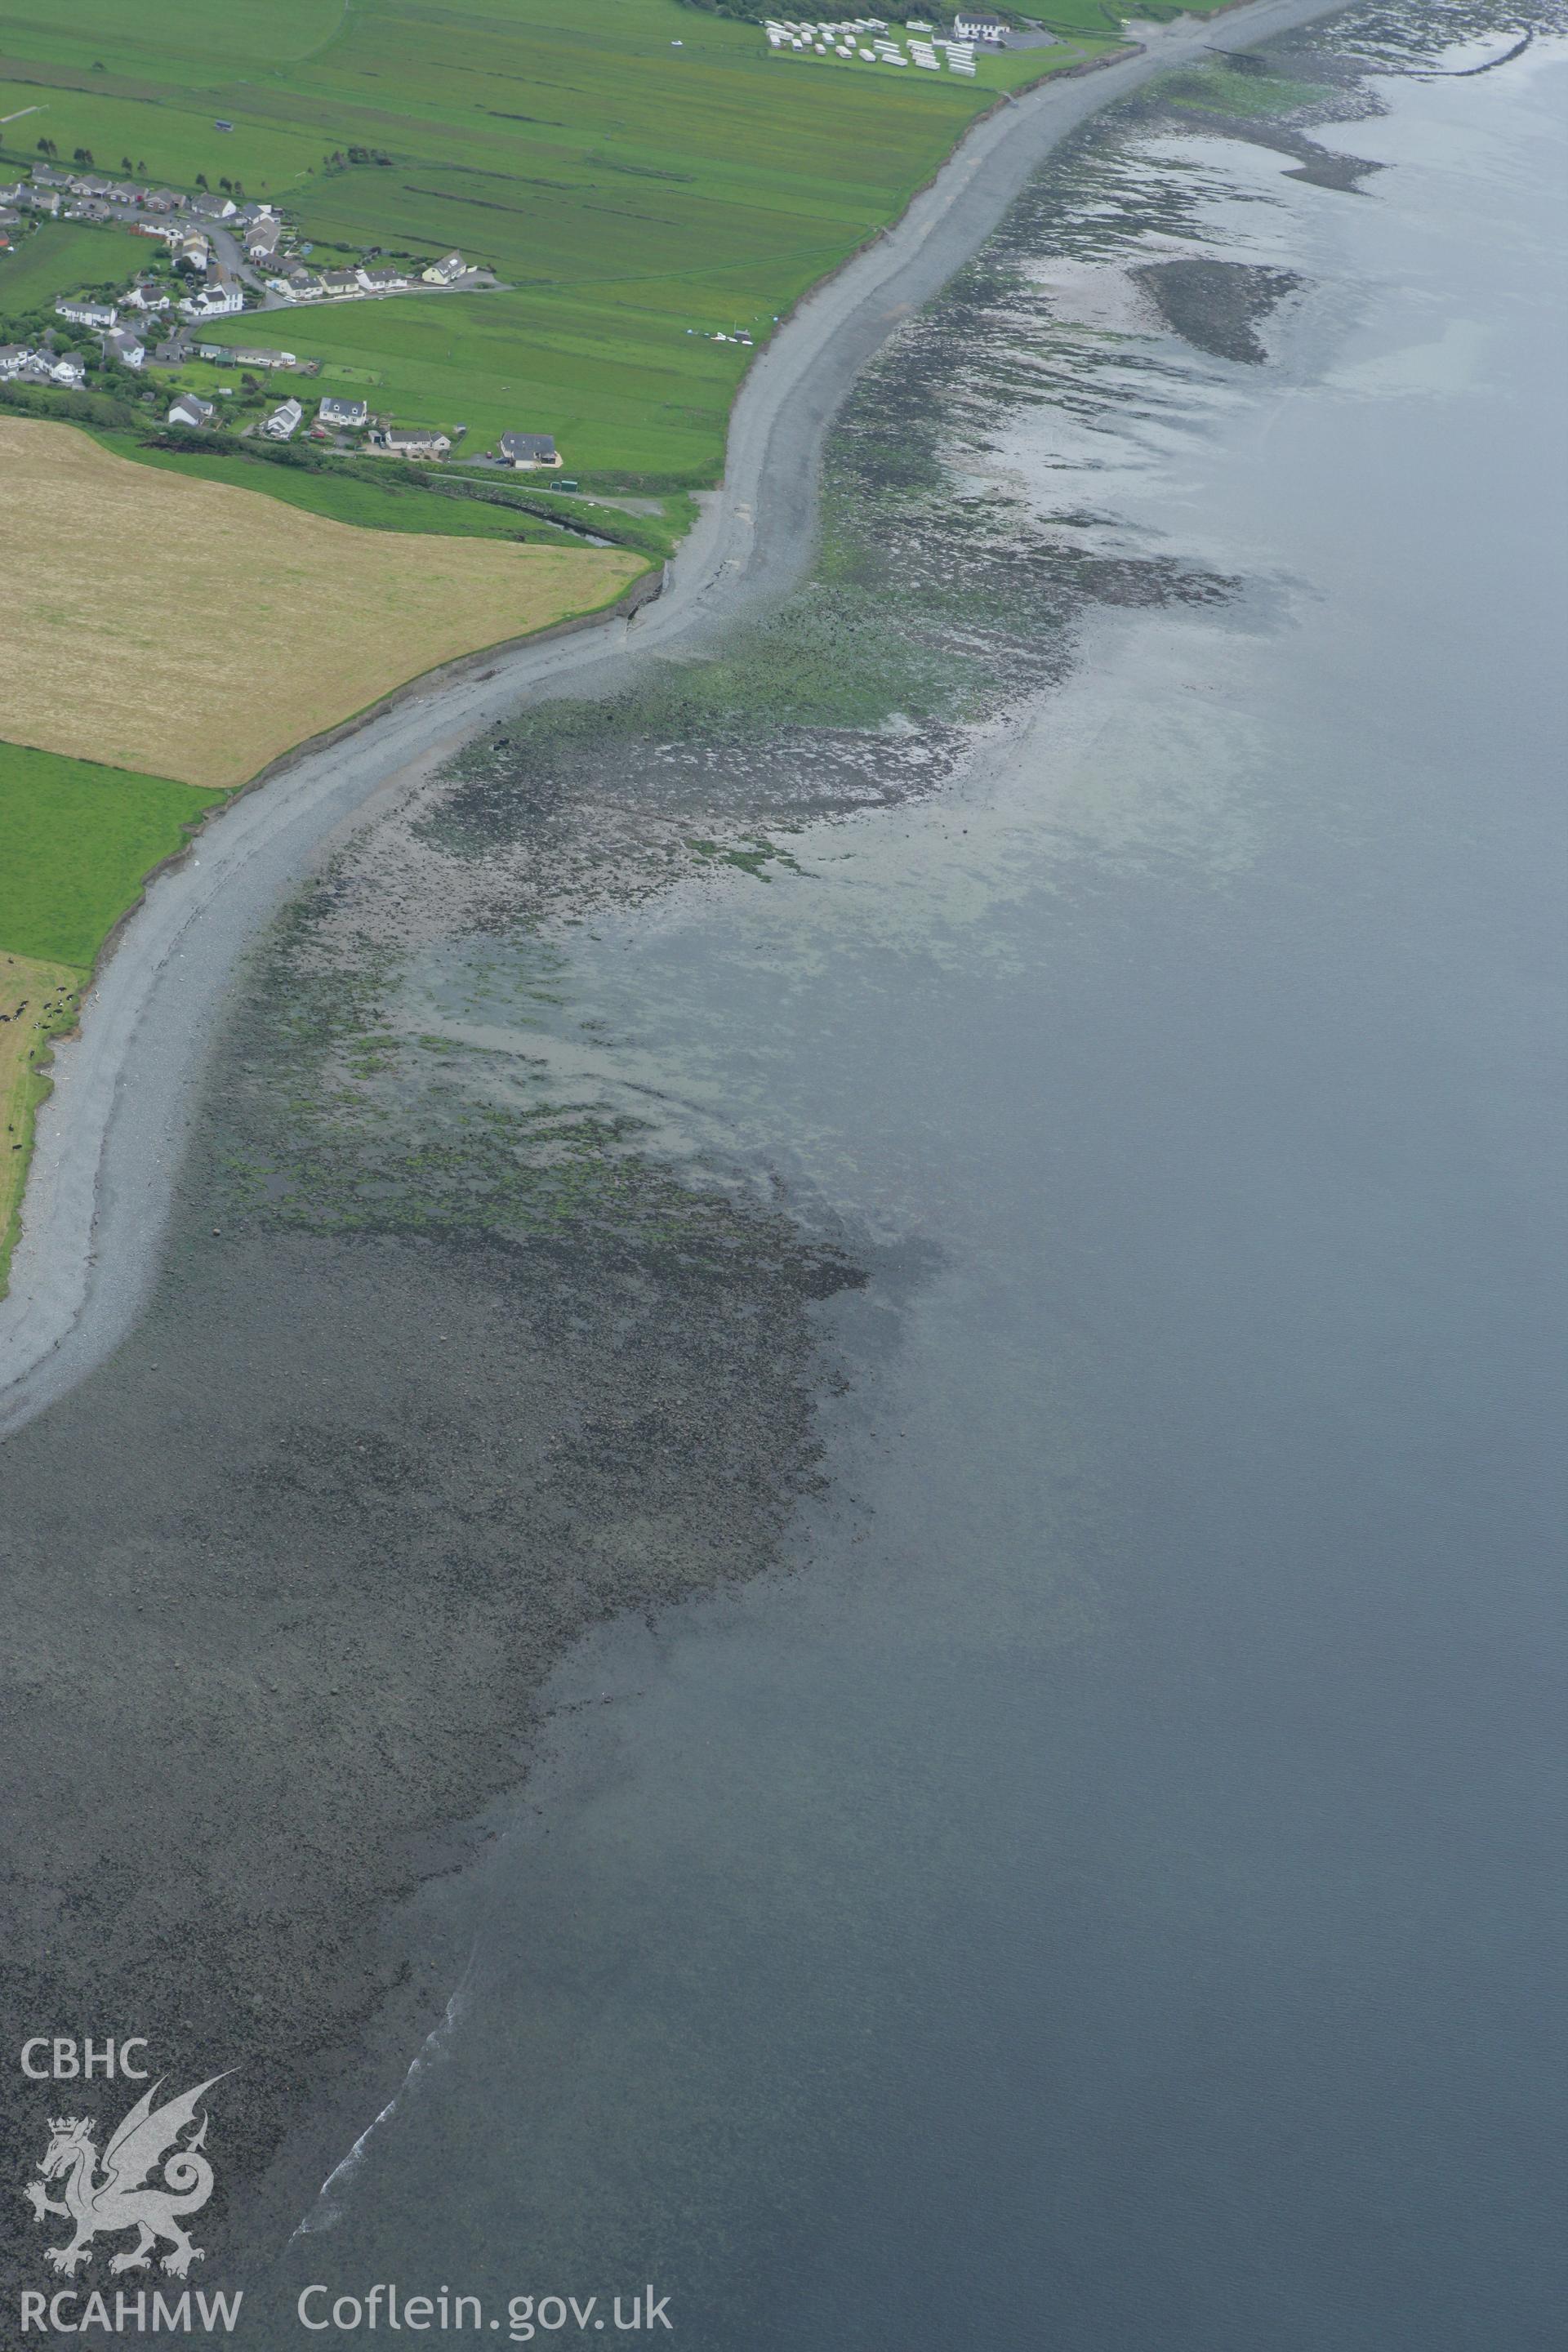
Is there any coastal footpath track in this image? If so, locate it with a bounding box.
[0,0,1346,1436]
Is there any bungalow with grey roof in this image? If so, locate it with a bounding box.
[355,264,410,293]
[56,297,118,328]
[376,425,451,459]
[189,191,236,220]
[497,430,560,470]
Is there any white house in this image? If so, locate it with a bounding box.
[952,10,1007,39]
[167,392,214,427]
[421,251,466,286]
[180,268,244,320]
[263,397,305,439]
[376,424,451,459]
[102,328,146,371]
[318,394,370,429]
[49,353,87,386]
[55,297,118,328]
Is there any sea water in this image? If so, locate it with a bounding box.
[265,20,1568,2346]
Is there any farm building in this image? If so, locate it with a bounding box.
[318,395,370,428]
[497,430,560,470]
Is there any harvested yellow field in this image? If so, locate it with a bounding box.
[0,420,646,788]
[1,950,79,1273]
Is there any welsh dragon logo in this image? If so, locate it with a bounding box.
[24,2074,229,2278]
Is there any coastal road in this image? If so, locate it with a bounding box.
[0,0,1347,1435]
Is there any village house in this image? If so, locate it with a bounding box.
[355,264,410,293]
[167,391,214,428]
[376,424,452,460]
[283,267,322,300]
[244,216,283,263]
[122,282,171,314]
[263,397,305,440]
[318,267,361,298]
[48,352,87,387]
[0,342,33,378]
[176,230,211,270]
[951,8,1008,38]
[55,297,118,329]
[181,265,244,320]
[318,394,369,428]
[26,189,64,217]
[497,430,560,470]
[73,174,111,198]
[421,252,466,286]
[231,345,297,369]
[0,180,26,204]
[101,327,146,371]
[189,190,237,220]
[0,207,19,232]
[142,188,185,214]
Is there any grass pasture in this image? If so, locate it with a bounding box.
[0,740,225,1287]
[2,0,1122,483]
[1,947,80,1282]
[0,217,136,315]
[0,739,222,969]
[0,416,646,786]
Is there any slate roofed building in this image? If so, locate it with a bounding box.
[56,297,118,328]
[318,394,370,428]
[421,251,466,285]
[497,430,559,470]
[375,425,452,459]
[102,327,146,371]
[263,397,305,440]
[167,391,214,428]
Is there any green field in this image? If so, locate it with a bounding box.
[0,740,223,969]
[0,217,136,315]
[0,0,1123,483]
[0,738,225,1288]
[87,425,692,554]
